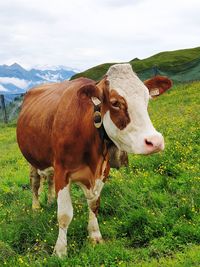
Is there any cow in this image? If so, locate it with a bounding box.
[28,74,172,209]
[144,75,172,97]
[17,64,172,257]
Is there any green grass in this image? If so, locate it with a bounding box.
[131,46,200,72]
[0,82,200,266]
[71,46,200,82]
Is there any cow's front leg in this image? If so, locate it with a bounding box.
[79,180,104,244]
[54,169,73,257]
[87,195,103,244]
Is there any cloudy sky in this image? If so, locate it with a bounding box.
[0,0,200,70]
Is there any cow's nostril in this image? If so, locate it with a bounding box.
[145,139,153,147]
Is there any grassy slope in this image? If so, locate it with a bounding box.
[0,82,200,266]
[71,46,200,81]
[131,46,200,72]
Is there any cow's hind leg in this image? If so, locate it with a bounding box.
[30,165,41,210]
[37,167,55,205]
[47,170,55,205]
[79,181,104,244]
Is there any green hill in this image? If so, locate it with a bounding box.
[71,46,200,82]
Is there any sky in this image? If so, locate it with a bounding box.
[0,0,200,71]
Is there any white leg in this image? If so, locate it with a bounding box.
[78,179,104,244]
[54,184,73,257]
[87,197,103,243]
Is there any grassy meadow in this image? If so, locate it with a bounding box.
[0,82,200,266]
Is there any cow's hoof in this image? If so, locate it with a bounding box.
[90,236,104,244]
[32,203,41,210]
[47,198,55,206]
[53,244,67,258]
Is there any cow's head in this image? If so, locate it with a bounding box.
[144,75,172,98]
[96,64,172,155]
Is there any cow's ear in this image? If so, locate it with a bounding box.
[144,76,173,98]
[96,75,110,104]
[77,84,101,100]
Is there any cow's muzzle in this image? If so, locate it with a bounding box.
[144,134,164,154]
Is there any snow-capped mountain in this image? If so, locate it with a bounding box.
[0,63,77,95]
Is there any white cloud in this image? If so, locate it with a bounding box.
[96,0,142,8]
[0,77,29,89]
[0,0,200,70]
[0,84,8,92]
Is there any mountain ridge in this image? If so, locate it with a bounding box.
[71,46,200,82]
[0,63,77,95]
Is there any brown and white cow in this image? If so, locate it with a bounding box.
[30,74,172,205]
[144,75,172,97]
[17,64,172,257]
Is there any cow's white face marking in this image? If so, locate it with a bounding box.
[103,64,164,154]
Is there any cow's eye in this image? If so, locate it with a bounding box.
[110,99,121,110]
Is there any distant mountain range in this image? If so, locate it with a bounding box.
[0,63,77,96]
